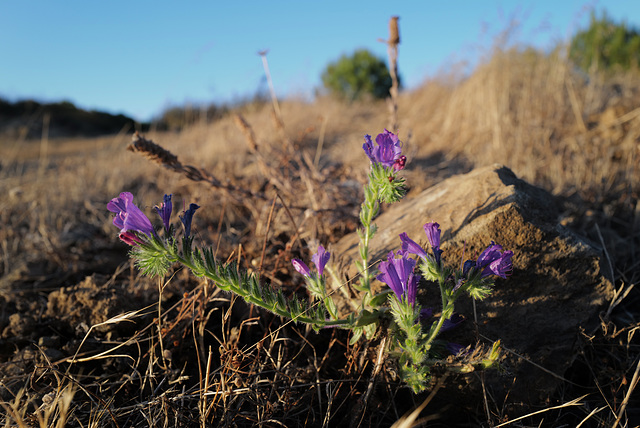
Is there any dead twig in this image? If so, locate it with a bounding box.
[379,16,400,133]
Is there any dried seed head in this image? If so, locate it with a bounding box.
[128,132,180,167]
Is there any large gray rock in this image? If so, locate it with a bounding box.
[333,164,613,405]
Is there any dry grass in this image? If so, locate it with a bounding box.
[1,44,639,427]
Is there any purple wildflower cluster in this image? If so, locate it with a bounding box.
[465,242,513,279]
[399,221,512,280]
[107,192,200,245]
[363,129,406,172]
[377,221,513,304]
[292,245,330,277]
[377,221,443,307]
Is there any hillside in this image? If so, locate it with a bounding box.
[1,46,639,426]
[0,98,141,139]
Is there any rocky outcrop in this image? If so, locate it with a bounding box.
[333,164,614,404]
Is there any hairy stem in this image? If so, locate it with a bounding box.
[357,177,380,296]
[146,239,359,329]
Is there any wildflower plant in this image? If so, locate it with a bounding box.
[107,129,512,393]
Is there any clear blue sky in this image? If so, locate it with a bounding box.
[1,1,637,122]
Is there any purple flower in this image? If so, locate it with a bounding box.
[154,194,172,231]
[180,203,200,238]
[476,242,502,266]
[399,232,428,260]
[292,259,311,277]
[362,129,405,170]
[485,250,513,279]
[293,245,330,278]
[311,245,330,276]
[107,192,155,244]
[424,222,441,249]
[377,251,420,306]
[424,222,443,265]
[474,242,513,278]
[441,313,465,332]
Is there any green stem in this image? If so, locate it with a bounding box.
[424,278,454,350]
[174,251,354,328]
[358,177,379,295]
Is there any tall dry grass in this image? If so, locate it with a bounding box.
[402,46,639,285]
[404,47,639,201]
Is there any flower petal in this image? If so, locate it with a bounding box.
[108,192,154,237]
[311,245,330,276]
[377,251,419,306]
[362,134,376,164]
[292,259,311,277]
[107,192,132,214]
[423,222,441,249]
[484,250,513,278]
[476,241,502,268]
[399,232,428,260]
[377,252,404,300]
[155,194,173,231]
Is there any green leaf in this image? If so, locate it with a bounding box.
[369,289,394,307]
[349,327,364,345]
[363,323,377,340]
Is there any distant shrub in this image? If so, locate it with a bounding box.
[569,11,640,72]
[321,49,396,101]
[154,103,229,131]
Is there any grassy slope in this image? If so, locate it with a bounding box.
[1,48,639,426]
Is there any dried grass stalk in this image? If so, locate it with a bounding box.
[128,132,266,203]
[233,114,259,153]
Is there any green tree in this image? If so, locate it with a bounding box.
[321,49,396,101]
[569,11,640,72]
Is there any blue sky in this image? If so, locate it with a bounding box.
[1,1,637,121]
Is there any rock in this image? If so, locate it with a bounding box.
[332,164,614,405]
